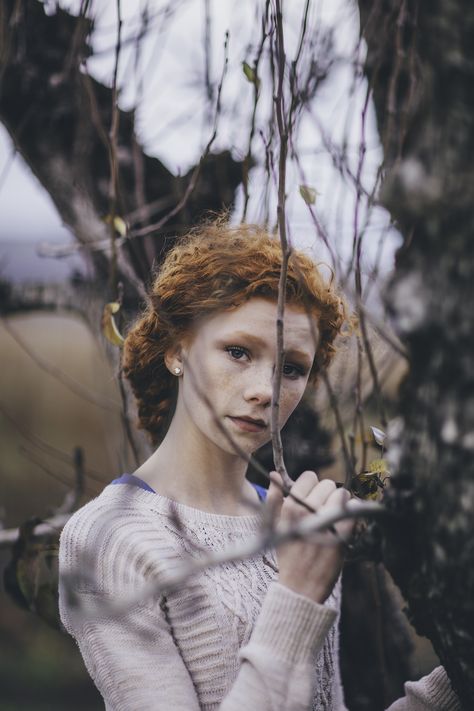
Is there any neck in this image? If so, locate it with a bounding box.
[135,402,258,516]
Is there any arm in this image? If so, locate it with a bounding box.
[222,582,337,710]
[60,588,202,710]
[386,667,461,711]
[60,577,336,711]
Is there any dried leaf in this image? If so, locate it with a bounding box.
[351,472,380,500]
[299,184,318,205]
[371,426,386,446]
[102,302,125,347]
[351,459,390,500]
[4,520,61,629]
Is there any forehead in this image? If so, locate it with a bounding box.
[197,297,318,354]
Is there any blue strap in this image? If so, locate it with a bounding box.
[110,473,156,493]
[253,483,267,502]
[110,474,267,501]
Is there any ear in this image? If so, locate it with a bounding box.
[164,342,185,376]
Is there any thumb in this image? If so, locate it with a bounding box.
[266,471,284,518]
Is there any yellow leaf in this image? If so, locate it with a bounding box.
[103,214,128,237]
[242,61,260,89]
[299,184,318,205]
[113,216,127,237]
[102,302,125,347]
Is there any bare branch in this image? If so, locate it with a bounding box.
[107,0,123,294]
[272,0,292,489]
[182,354,326,515]
[64,501,385,620]
[0,513,71,551]
[241,0,271,221]
[129,31,230,241]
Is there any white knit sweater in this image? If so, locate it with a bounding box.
[58,484,460,711]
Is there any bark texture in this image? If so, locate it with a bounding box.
[360,0,474,706]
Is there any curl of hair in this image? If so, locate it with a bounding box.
[123,219,346,445]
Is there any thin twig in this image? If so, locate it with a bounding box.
[0,513,72,550]
[203,0,213,107]
[0,400,107,485]
[107,0,123,294]
[241,1,271,221]
[2,318,121,412]
[129,31,230,240]
[56,447,86,514]
[17,444,90,498]
[288,250,354,488]
[290,146,339,270]
[321,368,354,488]
[358,303,389,429]
[181,355,324,514]
[272,0,292,489]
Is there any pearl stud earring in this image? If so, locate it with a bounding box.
[173,367,182,376]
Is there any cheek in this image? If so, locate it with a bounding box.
[280,382,306,423]
[182,362,232,415]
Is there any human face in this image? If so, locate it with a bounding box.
[173,297,318,457]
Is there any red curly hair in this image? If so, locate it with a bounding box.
[122,220,346,445]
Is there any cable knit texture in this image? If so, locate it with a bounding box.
[59,484,461,711]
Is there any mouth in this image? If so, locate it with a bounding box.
[228,416,267,433]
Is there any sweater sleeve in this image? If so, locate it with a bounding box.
[386,666,461,711]
[60,588,202,710]
[222,582,338,710]
[59,506,203,710]
[60,518,337,711]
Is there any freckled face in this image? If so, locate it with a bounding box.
[174,298,318,457]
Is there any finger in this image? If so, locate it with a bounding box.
[336,496,367,540]
[321,488,354,541]
[320,486,350,509]
[304,478,337,511]
[288,470,319,500]
[266,471,284,517]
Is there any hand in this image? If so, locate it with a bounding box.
[267,470,354,604]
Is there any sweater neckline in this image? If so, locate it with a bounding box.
[102,480,265,533]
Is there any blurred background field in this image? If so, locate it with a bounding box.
[0,313,127,526]
[0,312,123,710]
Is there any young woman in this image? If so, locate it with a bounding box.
[59,222,459,710]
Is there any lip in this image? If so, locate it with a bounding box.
[228,416,267,433]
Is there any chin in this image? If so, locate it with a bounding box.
[217,432,265,457]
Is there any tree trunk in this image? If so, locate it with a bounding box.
[360,0,474,705]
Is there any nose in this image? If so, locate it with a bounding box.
[243,365,273,407]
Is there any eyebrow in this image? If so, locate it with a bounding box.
[220,331,314,364]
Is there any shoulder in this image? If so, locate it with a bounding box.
[59,485,184,593]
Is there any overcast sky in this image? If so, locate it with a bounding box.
[0,0,401,288]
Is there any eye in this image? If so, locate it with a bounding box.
[225,345,250,361]
[282,362,306,379]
